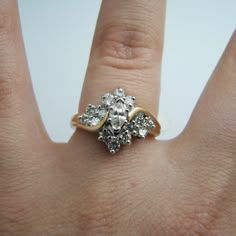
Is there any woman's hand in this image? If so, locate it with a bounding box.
[0,1,235,235]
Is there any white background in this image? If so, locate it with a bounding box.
[18,1,236,142]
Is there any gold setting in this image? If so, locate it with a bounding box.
[71,112,109,132]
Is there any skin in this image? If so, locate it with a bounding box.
[0,0,235,235]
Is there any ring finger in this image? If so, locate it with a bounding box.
[70,0,166,154]
[81,0,165,116]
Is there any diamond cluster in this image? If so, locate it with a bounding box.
[78,88,156,154]
[78,104,106,127]
[130,112,155,138]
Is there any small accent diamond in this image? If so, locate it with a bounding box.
[98,108,106,118]
[125,95,135,105]
[102,93,114,106]
[90,117,100,126]
[114,88,125,97]
[86,104,96,115]
[79,114,88,125]
[107,139,120,154]
[138,128,148,138]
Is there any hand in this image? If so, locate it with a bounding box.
[0,1,235,235]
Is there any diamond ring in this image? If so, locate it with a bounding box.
[71,88,161,154]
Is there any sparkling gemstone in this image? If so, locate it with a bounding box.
[138,128,148,138]
[90,117,100,126]
[97,107,106,118]
[136,112,144,119]
[114,88,125,97]
[128,122,134,131]
[146,118,155,129]
[110,101,126,115]
[135,116,144,126]
[119,129,132,144]
[111,115,127,131]
[125,95,135,105]
[86,105,96,115]
[100,125,114,143]
[79,114,88,125]
[102,93,114,106]
[107,139,120,153]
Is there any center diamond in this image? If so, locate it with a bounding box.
[110,100,126,116]
[110,115,126,131]
[109,100,127,132]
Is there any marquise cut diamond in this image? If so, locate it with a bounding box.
[110,115,126,131]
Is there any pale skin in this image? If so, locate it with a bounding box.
[0,0,235,235]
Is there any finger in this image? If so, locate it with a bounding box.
[179,31,236,162]
[70,0,165,155]
[171,32,236,230]
[0,1,48,153]
[79,0,166,116]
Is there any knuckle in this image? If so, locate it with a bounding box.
[91,25,161,70]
